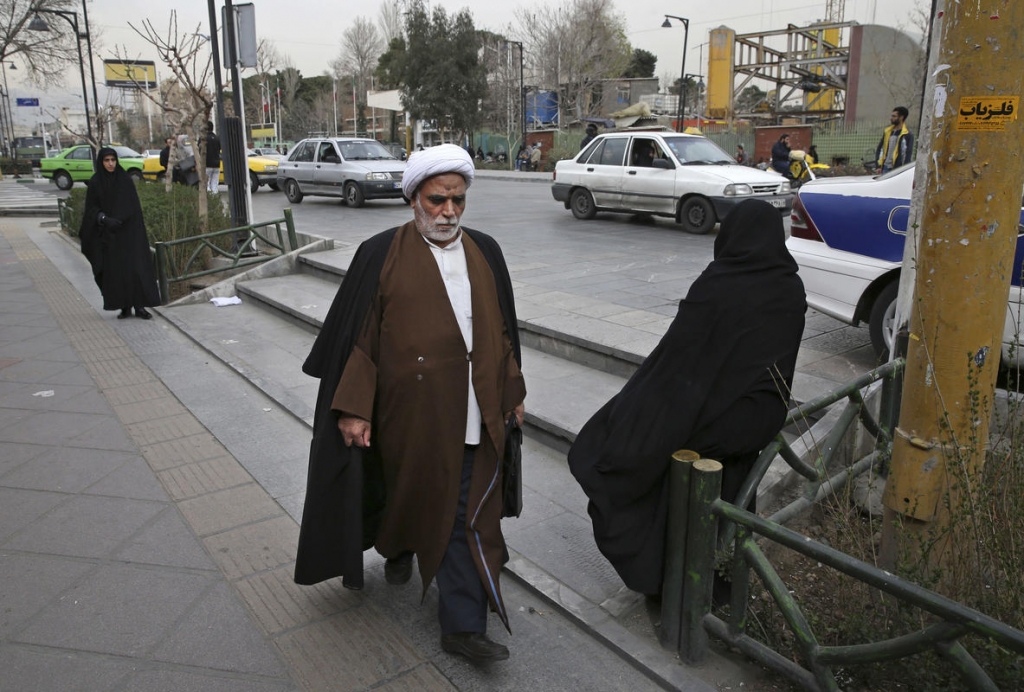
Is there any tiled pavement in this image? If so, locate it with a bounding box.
[0,219,724,691]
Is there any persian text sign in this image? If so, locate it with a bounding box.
[956,96,1019,131]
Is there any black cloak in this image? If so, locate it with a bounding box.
[79,147,160,311]
[294,225,521,588]
[567,199,806,595]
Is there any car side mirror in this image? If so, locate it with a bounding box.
[324,155,340,164]
[652,158,674,170]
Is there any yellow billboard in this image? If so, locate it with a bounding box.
[103,60,157,89]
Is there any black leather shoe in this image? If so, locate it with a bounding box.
[135,308,152,320]
[441,632,509,663]
[117,309,131,319]
[384,552,413,585]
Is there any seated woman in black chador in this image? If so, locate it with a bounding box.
[79,147,160,320]
[567,199,806,595]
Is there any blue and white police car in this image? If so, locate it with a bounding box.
[786,163,1024,361]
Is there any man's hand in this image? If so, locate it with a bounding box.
[504,403,525,428]
[338,414,371,447]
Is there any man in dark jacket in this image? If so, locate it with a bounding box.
[158,137,173,179]
[876,106,914,173]
[580,123,598,151]
[204,121,221,194]
[770,133,791,177]
[295,144,526,664]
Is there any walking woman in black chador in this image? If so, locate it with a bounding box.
[568,199,807,596]
[79,147,160,319]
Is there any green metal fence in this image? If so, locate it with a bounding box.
[153,208,297,305]
[659,358,1024,690]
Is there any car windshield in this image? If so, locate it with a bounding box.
[336,140,397,160]
[661,136,735,165]
[113,146,142,159]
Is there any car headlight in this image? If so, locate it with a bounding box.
[264,165,278,172]
[779,181,791,194]
[723,183,753,197]
[366,172,390,181]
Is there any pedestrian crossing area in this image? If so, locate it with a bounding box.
[0,180,58,212]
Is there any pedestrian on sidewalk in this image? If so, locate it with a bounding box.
[875,106,913,173]
[567,199,806,596]
[78,147,160,319]
[204,120,221,195]
[295,144,526,664]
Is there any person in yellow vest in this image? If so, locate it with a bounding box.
[875,106,914,173]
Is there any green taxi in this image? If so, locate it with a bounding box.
[40,145,145,190]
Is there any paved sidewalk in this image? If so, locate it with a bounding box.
[1,220,726,691]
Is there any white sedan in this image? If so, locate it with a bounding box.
[786,163,1024,361]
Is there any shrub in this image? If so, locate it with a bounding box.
[63,181,233,242]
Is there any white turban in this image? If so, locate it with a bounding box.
[402,144,475,198]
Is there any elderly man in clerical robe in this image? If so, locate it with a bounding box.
[294,144,526,664]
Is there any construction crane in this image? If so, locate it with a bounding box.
[826,0,845,23]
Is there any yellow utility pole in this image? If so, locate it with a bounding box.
[882,2,1024,569]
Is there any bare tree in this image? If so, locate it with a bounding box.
[0,0,80,87]
[517,0,630,120]
[478,31,523,161]
[331,16,382,102]
[127,12,215,227]
[378,0,403,44]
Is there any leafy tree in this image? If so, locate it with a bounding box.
[375,36,406,90]
[735,85,768,113]
[401,0,487,138]
[623,48,657,79]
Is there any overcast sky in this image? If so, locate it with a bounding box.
[8,0,924,127]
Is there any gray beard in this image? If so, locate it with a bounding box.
[414,205,461,243]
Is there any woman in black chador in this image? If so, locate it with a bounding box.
[568,199,806,595]
[79,147,160,319]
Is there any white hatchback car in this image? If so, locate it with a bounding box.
[551,132,792,234]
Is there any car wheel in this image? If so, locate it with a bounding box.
[678,197,716,234]
[869,281,899,359]
[570,188,596,220]
[284,179,303,203]
[249,170,260,190]
[345,182,365,208]
[268,182,280,191]
[128,169,143,183]
[54,170,73,191]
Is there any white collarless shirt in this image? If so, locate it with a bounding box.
[422,231,481,445]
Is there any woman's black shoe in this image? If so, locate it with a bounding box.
[118,309,131,319]
[135,308,152,320]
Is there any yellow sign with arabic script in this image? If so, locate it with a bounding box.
[957,96,1019,131]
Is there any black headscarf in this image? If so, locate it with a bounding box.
[568,199,806,594]
[90,147,138,219]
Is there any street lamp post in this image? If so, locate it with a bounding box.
[662,15,689,133]
[28,8,94,144]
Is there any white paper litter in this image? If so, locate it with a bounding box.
[32,390,55,398]
[210,296,242,307]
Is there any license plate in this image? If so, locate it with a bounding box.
[393,182,402,189]
[769,198,787,208]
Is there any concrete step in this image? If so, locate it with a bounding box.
[169,274,628,448]
[295,246,644,378]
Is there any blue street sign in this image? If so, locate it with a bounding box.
[16,98,39,107]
